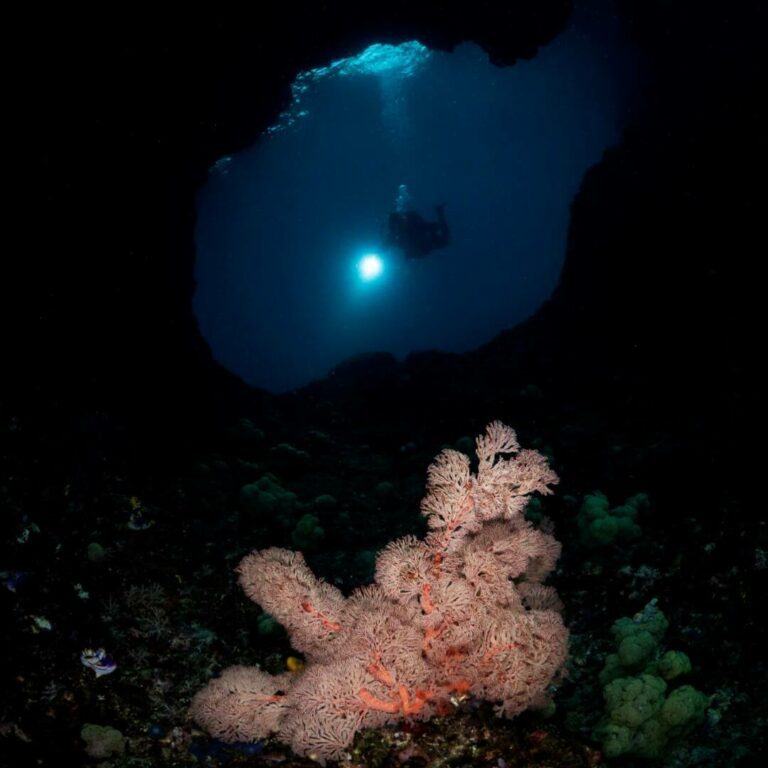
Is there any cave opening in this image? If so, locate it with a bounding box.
[194,3,639,393]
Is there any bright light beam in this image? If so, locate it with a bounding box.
[357,253,384,282]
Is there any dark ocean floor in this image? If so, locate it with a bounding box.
[2,363,765,768]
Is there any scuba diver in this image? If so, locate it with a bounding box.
[386,203,450,260]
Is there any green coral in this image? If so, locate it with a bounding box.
[269,443,310,473]
[80,724,126,759]
[577,491,648,548]
[600,600,669,683]
[86,541,106,562]
[353,549,377,581]
[660,685,709,727]
[594,602,709,759]
[240,475,297,519]
[291,513,324,550]
[313,493,338,512]
[257,612,281,636]
[656,650,693,681]
[603,674,667,731]
[525,495,545,525]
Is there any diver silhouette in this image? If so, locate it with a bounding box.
[387,204,450,260]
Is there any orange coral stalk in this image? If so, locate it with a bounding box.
[422,624,442,653]
[432,490,474,574]
[420,583,435,614]
[358,688,400,713]
[450,679,472,694]
[395,685,430,715]
[366,652,395,687]
[300,600,342,632]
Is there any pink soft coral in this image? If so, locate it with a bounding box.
[191,421,568,761]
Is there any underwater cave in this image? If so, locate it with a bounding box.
[194,4,640,392]
[10,0,768,765]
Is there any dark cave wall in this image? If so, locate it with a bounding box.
[554,0,765,348]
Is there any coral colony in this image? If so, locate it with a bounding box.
[191,422,569,761]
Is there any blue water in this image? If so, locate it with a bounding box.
[194,2,640,392]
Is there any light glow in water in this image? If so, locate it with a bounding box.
[357,253,384,282]
[267,41,431,135]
